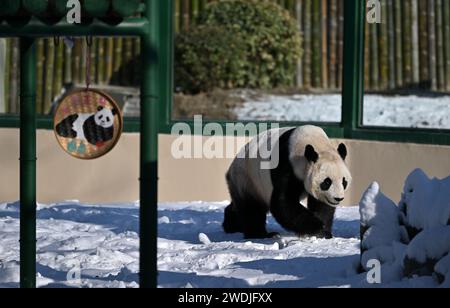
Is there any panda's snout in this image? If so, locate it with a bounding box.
[334,197,344,202]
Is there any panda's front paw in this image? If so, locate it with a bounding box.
[316,230,333,239]
[297,216,324,236]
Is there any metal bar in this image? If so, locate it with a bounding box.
[342,0,366,138]
[1,115,449,146]
[139,0,172,289]
[19,37,37,289]
[0,17,149,37]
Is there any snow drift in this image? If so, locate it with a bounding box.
[359,169,450,287]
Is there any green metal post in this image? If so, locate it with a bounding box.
[342,0,366,138]
[20,37,37,289]
[140,0,172,288]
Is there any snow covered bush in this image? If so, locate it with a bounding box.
[359,169,450,286]
[434,254,450,287]
[399,169,450,236]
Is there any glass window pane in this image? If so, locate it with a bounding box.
[172,0,344,123]
[363,0,450,130]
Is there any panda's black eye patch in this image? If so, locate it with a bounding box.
[343,178,348,190]
[106,117,110,122]
[320,178,332,191]
[99,115,103,120]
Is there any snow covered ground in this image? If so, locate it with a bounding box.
[0,200,441,288]
[235,93,450,129]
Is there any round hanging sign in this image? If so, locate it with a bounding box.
[53,89,123,160]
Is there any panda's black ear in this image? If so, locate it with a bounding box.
[305,145,319,163]
[112,108,118,116]
[97,106,104,111]
[338,143,347,161]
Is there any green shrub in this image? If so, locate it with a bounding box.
[175,0,302,93]
[198,0,302,89]
[175,25,247,94]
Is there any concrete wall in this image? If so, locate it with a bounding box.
[0,128,450,205]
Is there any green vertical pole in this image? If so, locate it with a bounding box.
[342,0,365,138]
[20,37,37,289]
[140,0,172,288]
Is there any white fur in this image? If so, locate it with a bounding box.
[72,113,92,142]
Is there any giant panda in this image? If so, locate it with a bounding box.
[55,106,118,147]
[223,125,352,239]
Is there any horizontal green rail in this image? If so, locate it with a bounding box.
[0,17,149,37]
[1,114,449,146]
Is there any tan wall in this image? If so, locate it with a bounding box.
[0,128,449,205]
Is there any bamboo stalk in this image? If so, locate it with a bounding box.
[321,0,328,89]
[394,0,403,87]
[364,6,370,89]
[122,37,133,85]
[81,39,87,85]
[429,0,437,90]
[89,38,97,85]
[287,0,295,16]
[311,0,322,88]
[295,0,303,88]
[174,0,181,33]
[418,0,429,87]
[387,0,396,89]
[444,0,450,90]
[133,38,141,86]
[370,16,379,90]
[303,0,312,89]
[97,38,105,85]
[64,40,72,84]
[53,39,64,101]
[191,0,199,24]
[72,38,82,84]
[0,39,6,113]
[113,38,123,84]
[435,0,445,90]
[337,0,344,89]
[105,37,114,84]
[3,39,10,113]
[9,38,19,114]
[410,0,420,85]
[403,0,412,86]
[36,39,44,114]
[43,38,55,114]
[379,0,389,89]
[329,0,338,90]
[182,0,190,31]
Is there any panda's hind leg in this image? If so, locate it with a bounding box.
[224,172,277,239]
[223,197,276,239]
[223,203,243,234]
[240,197,277,239]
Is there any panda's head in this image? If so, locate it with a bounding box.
[94,106,118,128]
[303,143,352,207]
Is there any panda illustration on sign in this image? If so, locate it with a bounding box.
[55,106,118,147]
[223,125,352,239]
